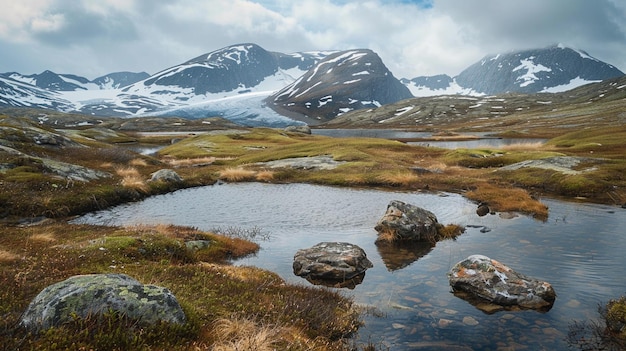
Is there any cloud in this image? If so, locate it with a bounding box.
[0,0,624,80]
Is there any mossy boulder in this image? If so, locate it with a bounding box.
[20,273,186,332]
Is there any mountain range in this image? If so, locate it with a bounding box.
[0,43,623,127]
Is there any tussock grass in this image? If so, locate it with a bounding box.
[219,167,257,182]
[129,158,149,167]
[0,249,19,262]
[116,166,149,192]
[377,171,420,187]
[255,169,275,182]
[212,317,283,351]
[0,223,360,350]
[465,183,549,220]
[28,233,56,243]
[437,224,465,240]
[164,156,217,167]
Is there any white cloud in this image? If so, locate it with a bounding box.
[0,0,624,80]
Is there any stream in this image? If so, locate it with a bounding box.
[71,182,626,350]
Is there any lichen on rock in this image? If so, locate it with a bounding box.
[20,273,186,332]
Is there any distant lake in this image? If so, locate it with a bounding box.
[312,128,546,149]
[72,182,626,350]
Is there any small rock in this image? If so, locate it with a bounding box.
[185,240,211,250]
[566,299,581,308]
[438,318,454,328]
[476,203,490,216]
[462,316,479,326]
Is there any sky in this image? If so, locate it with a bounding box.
[1,0,625,80]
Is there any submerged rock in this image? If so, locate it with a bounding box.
[293,242,373,288]
[374,200,441,242]
[20,273,186,332]
[448,255,556,311]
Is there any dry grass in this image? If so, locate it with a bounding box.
[28,233,56,243]
[376,228,398,243]
[437,224,465,240]
[255,170,275,182]
[129,158,149,167]
[498,141,546,151]
[0,249,20,262]
[165,156,217,167]
[219,167,257,182]
[116,166,149,192]
[465,183,549,220]
[212,317,283,351]
[377,171,420,186]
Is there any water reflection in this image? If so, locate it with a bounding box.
[71,183,626,350]
[312,128,432,139]
[375,240,435,271]
[408,137,547,149]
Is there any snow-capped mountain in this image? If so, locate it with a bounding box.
[2,70,150,91]
[268,49,413,122]
[0,75,75,111]
[92,72,150,89]
[1,43,624,127]
[403,44,624,96]
[76,43,336,120]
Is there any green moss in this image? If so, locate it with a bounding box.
[606,296,626,339]
[0,223,361,350]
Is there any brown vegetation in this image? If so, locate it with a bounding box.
[0,223,360,350]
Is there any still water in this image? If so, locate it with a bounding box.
[72,183,626,350]
[312,128,546,150]
[407,138,547,150]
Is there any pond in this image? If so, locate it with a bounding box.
[407,138,547,150]
[71,183,626,350]
[312,128,546,150]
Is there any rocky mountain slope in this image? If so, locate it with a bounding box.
[2,71,149,91]
[267,49,413,122]
[403,44,624,96]
[1,43,624,128]
[326,74,626,134]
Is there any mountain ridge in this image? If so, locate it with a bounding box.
[403,44,624,96]
[1,43,624,127]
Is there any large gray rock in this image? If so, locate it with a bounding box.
[20,274,186,332]
[293,242,373,287]
[448,255,556,311]
[150,168,183,182]
[374,200,441,242]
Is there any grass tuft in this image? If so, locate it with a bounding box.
[116,166,149,192]
[219,167,257,182]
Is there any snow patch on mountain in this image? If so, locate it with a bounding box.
[513,58,551,87]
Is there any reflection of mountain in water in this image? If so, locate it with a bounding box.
[375,241,435,271]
